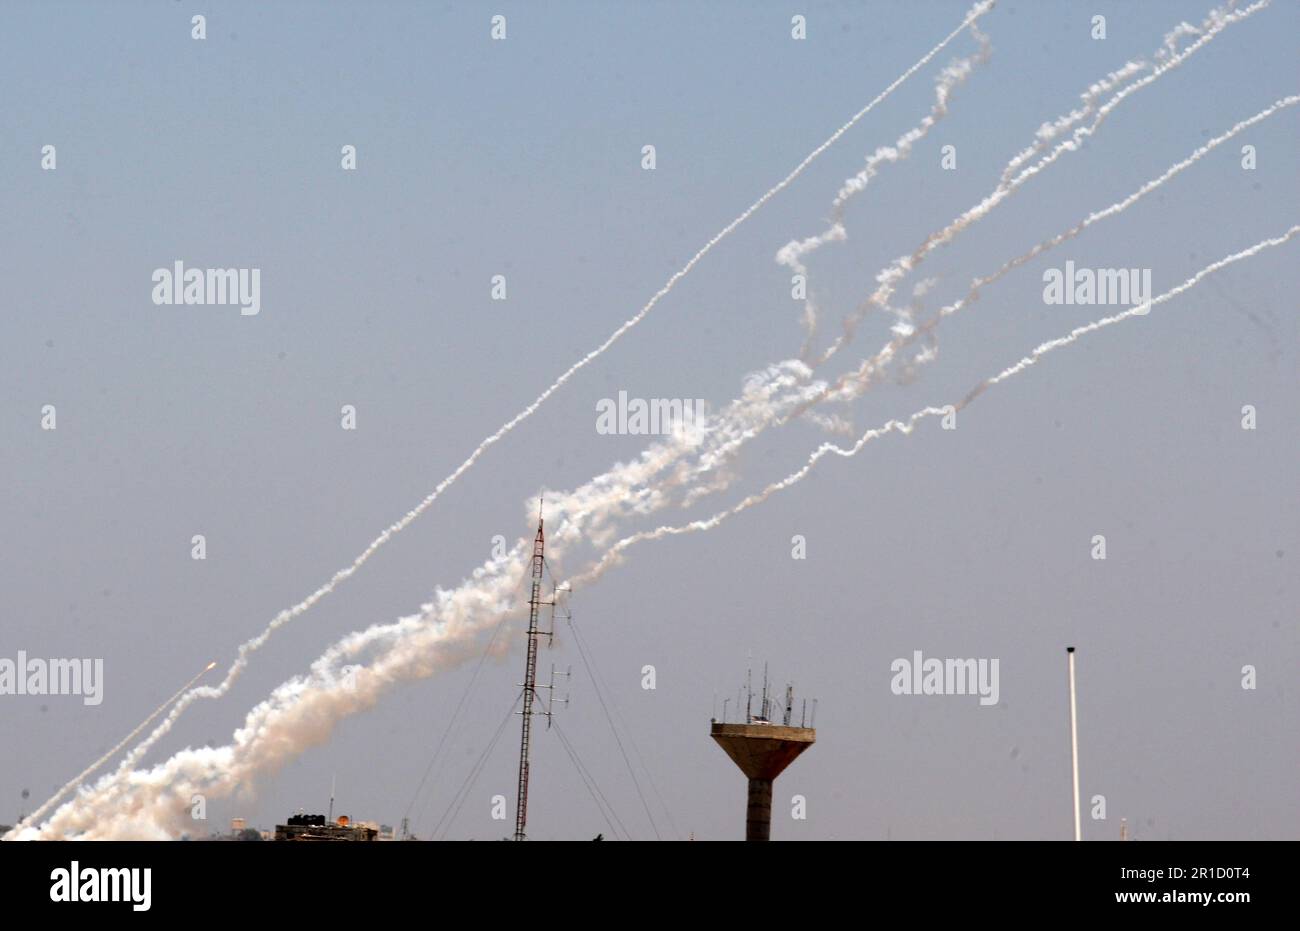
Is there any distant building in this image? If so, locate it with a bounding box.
[274,813,377,842]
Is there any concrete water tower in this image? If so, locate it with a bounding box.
[710,671,815,841]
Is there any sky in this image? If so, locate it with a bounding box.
[0,0,1296,841]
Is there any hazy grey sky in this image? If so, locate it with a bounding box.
[2,1,1296,840]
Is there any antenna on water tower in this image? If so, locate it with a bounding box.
[710,667,816,841]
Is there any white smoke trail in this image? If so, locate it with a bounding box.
[996,15,1215,185]
[18,226,1292,840]
[681,95,1297,508]
[815,0,1269,365]
[777,17,993,354]
[14,0,1275,839]
[772,0,1263,393]
[946,95,1298,319]
[607,88,1292,517]
[16,360,824,839]
[588,80,1295,525]
[12,662,216,834]
[972,225,1300,393]
[571,227,1299,585]
[1001,1,1270,192]
[429,89,1292,538]
[792,94,1300,421]
[999,59,1147,184]
[12,542,536,840]
[830,28,990,212]
[11,358,835,839]
[91,1,1000,784]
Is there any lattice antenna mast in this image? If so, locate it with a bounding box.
[513,503,546,842]
[512,501,571,841]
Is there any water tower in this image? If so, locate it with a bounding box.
[710,670,815,841]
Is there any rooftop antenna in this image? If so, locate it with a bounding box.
[783,684,794,727]
[1067,646,1081,842]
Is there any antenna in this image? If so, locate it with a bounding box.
[513,504,546,842]
[710,665,816,840]
[1067,646,1081,842]
[541,664,572,729]
[512,502,571,841]
[328,773,335,824]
